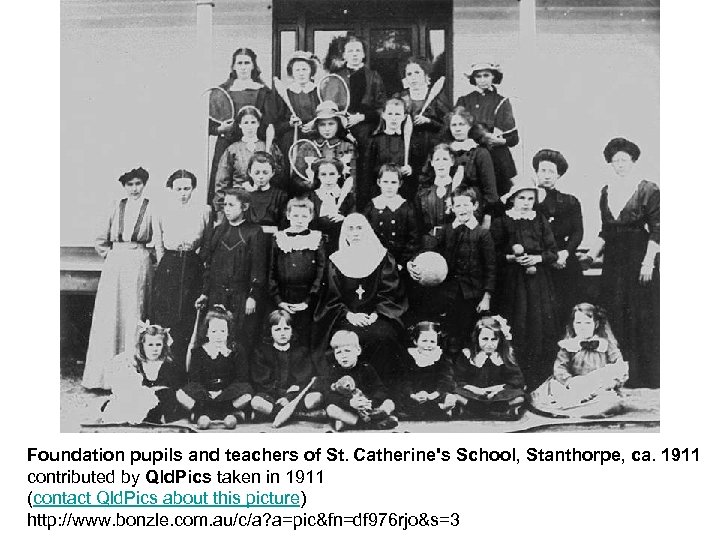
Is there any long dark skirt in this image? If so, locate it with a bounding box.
[494,264,559,391]
[601,229,660,388]
[151,251,202,365]
[550,255,586,323]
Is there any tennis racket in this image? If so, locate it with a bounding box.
[204,86,235,125]
[317,73,350,114]
[289,138,322,186]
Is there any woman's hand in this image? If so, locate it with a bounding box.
[476,293,491,313]
[400,165,413,177]
[194,294,208,310]
[300,121,314,134]
[407,260,422,281]
[639,263,654,284]
[245,297,256,315]
[329,213,345,223]
[289,114,302,127]
[217,119,234,135]
[554,249,569,269]
[413,114,431,126]
[515,254,533,267]
[347,113,365,127]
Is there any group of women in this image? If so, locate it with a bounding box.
[81,35,659,408]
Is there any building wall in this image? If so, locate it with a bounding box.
[62,0,659,244]
[453,0,659,238]
[61,0,273,245]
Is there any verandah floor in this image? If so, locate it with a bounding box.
[61,366,659,434]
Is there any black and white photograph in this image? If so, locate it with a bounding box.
[60,0,660,433]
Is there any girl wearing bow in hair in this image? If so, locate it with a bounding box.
[453,315,526,420]
[313,213,408,383]
[530,303,628,418]
[456,62,518,196]
[102,322,186,424]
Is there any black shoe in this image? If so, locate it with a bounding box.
[374,415,399,430]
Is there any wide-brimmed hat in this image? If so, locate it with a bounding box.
[463,62,503,84]
[312,100,348,127]
[500,179,538,204]
[286,50,319,77]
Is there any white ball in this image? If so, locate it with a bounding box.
[412,252,448,286]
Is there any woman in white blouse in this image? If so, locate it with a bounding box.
[83,167,156,389]
[151,169,212,364]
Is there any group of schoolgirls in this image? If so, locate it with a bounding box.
[99,49,630,430]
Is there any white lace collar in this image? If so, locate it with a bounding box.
[287,82,317,94]
[470,351,503,368]
[372,195,405,212]
[203,343,232,359]
[408,347,442,368]
[559,336,609,354]
[452,216,479,230]
[316,138,341,149]
[506,209,536,221]
[273,342,291,352]
[451,139,477,152]
[275,229,322,253]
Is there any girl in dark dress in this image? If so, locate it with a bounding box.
[456,62,518,196]
[196,188,266,352]
[363,163,420,271]
[415,143,458,248]
[433,107,499,226]
[269,197,327,350]
[179,307,253,430]
[396,57,451,201]
[330,35,387,156]
[396,322,457,420]
[276,51,322,184]
[309,157,356,252]
[214,106,285,209]
[532,149,585,318]
[313,213,408,383]
[250,310,323,422]
[454,316,526,419]
[583,138,660,388]
[491,182,559,390]
[208,48,286,208]
[102,323,186,424]
[152,170,212,364]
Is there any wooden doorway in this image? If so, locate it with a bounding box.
[273,0,452,96]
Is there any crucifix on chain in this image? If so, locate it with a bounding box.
[355,284,365,300]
